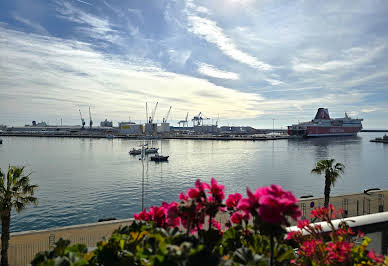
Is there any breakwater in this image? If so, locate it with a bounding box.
[0,132,290,141]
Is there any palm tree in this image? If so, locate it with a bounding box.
[0,166,38,266]
[311,159,345,208]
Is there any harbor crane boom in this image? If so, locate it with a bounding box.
[150,102,158,123]
[79,109,85,129]
[192,112,210,126]
[89,106,93,129]
[163,106,172,123]
[178,112,189,127]
[146,102,148,124]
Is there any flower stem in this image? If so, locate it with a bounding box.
[270,234,274,266]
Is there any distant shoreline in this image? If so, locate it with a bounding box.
[0,132,290,141]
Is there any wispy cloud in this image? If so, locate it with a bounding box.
[55,1,119,43]
[168,49,192,66]
[13,14,49,35]
[127,8,144,22]
[187,15,272,71]
[197,62,239,80]
[71,0,92,6]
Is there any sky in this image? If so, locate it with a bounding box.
[0,0,388,129]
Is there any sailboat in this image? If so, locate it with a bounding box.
[150,140,169,162]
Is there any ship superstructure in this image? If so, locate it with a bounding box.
[288,108,363,137]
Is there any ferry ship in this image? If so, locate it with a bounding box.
[288,108,363,137]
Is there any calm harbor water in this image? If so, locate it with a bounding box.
[0,133,387,232]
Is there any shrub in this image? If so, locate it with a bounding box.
[31,179,387,265]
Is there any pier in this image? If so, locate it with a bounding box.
[0,131,290,141]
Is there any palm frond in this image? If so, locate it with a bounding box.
[0,166,38,214]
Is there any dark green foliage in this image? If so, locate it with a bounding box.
[0,166,38,266]
[30,238,88,266]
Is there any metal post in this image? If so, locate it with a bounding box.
[272,119,275,135]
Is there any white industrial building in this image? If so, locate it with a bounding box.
[157,123,170,133]
[119,122,144,135]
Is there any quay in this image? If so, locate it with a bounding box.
[3,189,388,265]
[0,132,290,141]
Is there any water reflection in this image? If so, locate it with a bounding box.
[0,134,387,232]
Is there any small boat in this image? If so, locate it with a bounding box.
[150,139,168,162]
[129,147,159,155]
[106,135,115,139]
[150,154,169,162]
[129,148,141,155]
[145,147,158,154]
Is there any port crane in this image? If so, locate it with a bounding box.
[79,109,85,129]
[192,112,210,126]
[162,106,172,123]
[89,106,93,129]
[148,102,158,123]
[178,112,189,127]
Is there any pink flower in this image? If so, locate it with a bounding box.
[311,204,336,221]
[195,179,210,192]
[226,193,242,208]
[149,206,167,228]
[326,241,352,262]
[300,239,323,257]
[230,212,244,224]
[208,178,225,202]
[134,208,150,221]
[179,192,188,201]
[211,219,221,231]
[237,188,260,214]
[297,219,310,229]
[257,185,301,224]
[166,201,180,227]
[368,250,385,264]
[286,230,302,240]
[187,188,201,199]
[336,227,354,237]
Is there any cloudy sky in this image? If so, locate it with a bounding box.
[1,0,387,128]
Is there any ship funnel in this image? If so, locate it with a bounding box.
[314,108,331,120]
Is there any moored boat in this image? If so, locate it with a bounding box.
[288,108,363,137]
[150,154,169,162]
[129,147,159,155]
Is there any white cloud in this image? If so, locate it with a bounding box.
[263,78,284,86]
[197,62,239,80]
[186,15,272,71]
[168,49,192,66]
[361,108,378,113]
[0,26,265,124]
[292,45,386,72]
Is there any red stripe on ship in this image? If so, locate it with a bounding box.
[306,126,361,136]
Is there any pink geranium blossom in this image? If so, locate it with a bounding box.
[208,178,225,203]
[134,208,150,221]
[166,201,180,227]
[226,193,242,208]
[237,188,260,214]
[230,212,244,224]
[257,185,301,225]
